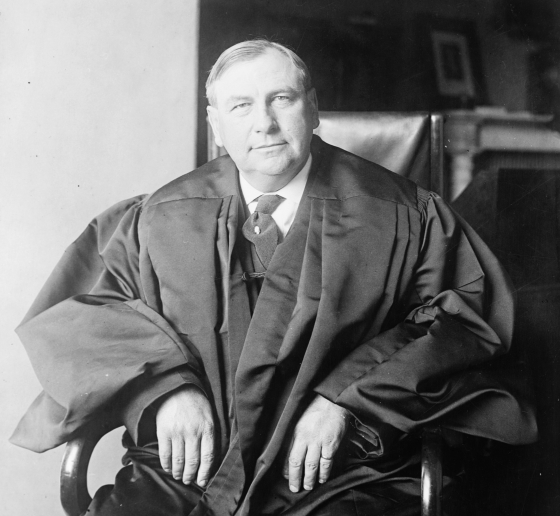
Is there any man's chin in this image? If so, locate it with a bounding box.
[252,157,297,177]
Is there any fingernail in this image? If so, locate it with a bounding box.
[199,480,207,488]
[289,485,299,493]
[183,480,191,485]
[304,484,312,491]
[319,479,325,484]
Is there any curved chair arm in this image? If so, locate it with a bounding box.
[60,423,109,516]
[421,426,443,516]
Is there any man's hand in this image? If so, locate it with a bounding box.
[155,385,215,487]
[283,395,349,492]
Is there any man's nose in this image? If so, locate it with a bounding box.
[253,104,278,133]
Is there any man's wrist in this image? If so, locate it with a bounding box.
[153,383,206,415]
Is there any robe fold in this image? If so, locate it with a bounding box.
[11,136,537,515]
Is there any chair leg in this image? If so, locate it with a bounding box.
[421,426,443,516]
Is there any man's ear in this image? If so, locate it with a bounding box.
[306,88,320,130]
[206,106,224,148]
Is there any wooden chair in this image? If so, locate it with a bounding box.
[60,112,446,516]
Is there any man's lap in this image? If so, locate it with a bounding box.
[85,440,464,516]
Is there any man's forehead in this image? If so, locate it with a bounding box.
[213,50,303,101]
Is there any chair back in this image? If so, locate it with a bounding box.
[315,112,442,193]
[207,111,443,195]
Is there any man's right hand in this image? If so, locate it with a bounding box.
[155,384,215,487]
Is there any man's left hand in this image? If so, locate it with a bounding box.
[283,394,349,492]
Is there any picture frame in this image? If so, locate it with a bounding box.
[413,15,487,110]
[431,30,476,98]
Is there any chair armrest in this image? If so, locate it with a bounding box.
[60,423,108,516]
[421,426,443,516]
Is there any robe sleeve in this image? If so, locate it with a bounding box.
[315,193,537,455]
[10,196,206,452]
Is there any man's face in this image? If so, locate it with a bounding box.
[207,50,319,188]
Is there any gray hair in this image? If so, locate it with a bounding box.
[206,39,313,106]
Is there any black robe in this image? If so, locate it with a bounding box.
[11,137,537,515]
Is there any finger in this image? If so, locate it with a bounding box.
[318,446,335,484]
[158,436,172,474]
[182,436,201,485]
[283,436,295,479]
[196,423,215,488]
[171,438,186,481]
[288,440,307,493]
[302,444,321,491]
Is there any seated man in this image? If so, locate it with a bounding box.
[11,40,536,516]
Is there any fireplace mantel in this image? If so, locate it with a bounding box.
[444,108,560,199]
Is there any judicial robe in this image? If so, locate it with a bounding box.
[11,136,537,515]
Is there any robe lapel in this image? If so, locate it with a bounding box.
[225,182,256,433]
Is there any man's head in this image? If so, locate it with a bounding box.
[206,40,319,191]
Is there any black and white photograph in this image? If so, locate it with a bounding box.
[1,1,560,515]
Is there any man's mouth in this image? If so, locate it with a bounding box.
[253,142,285,150]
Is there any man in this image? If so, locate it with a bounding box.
[12,40,536,515]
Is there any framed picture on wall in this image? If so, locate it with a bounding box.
[412,15,487,110]
[431,31,475,98]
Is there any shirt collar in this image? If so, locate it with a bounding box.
[239,154,312,205]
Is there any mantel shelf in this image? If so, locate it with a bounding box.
[443,109,560,199]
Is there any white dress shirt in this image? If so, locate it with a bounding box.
[239,154,312,242]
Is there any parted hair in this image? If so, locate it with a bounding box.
[206,39,313,106]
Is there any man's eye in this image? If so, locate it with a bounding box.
[274,96,290,102]
[232,103,250,111]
